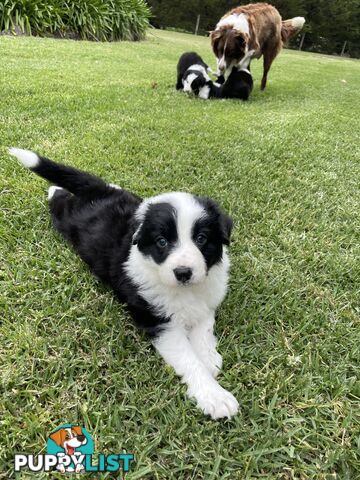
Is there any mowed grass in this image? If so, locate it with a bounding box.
[1,29,359,479]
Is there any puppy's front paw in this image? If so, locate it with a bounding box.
[189,382,239,420]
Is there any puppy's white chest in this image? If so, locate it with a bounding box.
[154,255,230,327]
[169,292,212,328]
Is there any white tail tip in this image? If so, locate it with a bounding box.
[9,147,39,169]
[292,17,305,29]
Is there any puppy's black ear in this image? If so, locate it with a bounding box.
[219,212,233,245]
[196,196,233,245]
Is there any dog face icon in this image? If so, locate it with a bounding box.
[49,426,87,456]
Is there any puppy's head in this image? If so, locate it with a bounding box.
[132,193,232,287]
[183,70,207,95]
[211,28,249,73]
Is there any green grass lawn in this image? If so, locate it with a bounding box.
[1,29,359,479]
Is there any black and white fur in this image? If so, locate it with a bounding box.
[181,66,253,101]
[221,66,253,101]
[9,148,239,420]
[176,51,220,99]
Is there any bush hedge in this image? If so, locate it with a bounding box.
[0,0,151,41]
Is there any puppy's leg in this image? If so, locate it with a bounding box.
[188,317,222,378]
[48,186,71,219]
[47,187,81,244]
[176,74,183,90]
[153,325,238,419]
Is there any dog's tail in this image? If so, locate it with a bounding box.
[281,17,305,43]
[9,148,114,200]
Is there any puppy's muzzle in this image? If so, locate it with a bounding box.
[173,267,192,284]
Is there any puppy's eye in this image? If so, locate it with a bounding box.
[156,237,168,248]
[196,233,207,246]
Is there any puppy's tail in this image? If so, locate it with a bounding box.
[9,148,113,199]
[281,17,305,43]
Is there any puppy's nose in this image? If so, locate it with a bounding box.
[76,435,86,442]
[173,267,192,283]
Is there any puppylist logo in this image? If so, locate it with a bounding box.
[14,424,134,474]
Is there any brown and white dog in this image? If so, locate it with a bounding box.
[210,3,305,90]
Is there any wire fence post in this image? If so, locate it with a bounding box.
[340,41,347,56]
[195,14,200,35]
[299,33,305,50]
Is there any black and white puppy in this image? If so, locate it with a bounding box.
[176,51,219,99]
[9,148,239,420]
[221,66,253,101]
[187,67,253,101]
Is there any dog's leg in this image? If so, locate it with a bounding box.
[188,317,222,378]
[153,325,238,419]
[261,43,280,90]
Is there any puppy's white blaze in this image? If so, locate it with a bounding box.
[9,147,39,169]
[216,13,249,35]
[198,85,211,99]
[158,193,206,286]
[292,16,305,29]
[48,186,63,200]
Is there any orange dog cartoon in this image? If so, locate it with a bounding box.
[49,426,87,473]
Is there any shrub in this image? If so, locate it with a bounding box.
[0,0,151,41]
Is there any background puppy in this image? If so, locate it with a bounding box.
[10,148,239,420]
[176,51,212,93]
